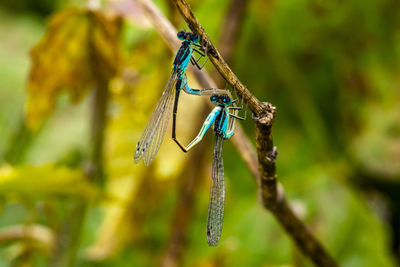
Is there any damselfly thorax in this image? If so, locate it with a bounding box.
[173,40,192,74]
[213,106,229,138]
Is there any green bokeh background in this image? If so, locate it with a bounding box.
[0,0,399,266]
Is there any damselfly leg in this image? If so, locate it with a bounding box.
[173,102,221,153]
[190,50,208,70]
[191,41,209,70]
[228,86,248,120]
[172,75,229,151]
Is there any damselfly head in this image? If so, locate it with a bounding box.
[177,31,199,43]
[210,94,218,103]
[210,94,232,105]
[177,31,186,40]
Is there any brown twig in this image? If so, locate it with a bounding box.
[254,111,337,267]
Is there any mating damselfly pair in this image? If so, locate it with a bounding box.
[134,30,246,246]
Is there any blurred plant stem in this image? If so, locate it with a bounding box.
[48,202,87,267]
[165,0,181,26]
[48,80,109,267]
[3,119,36,165]
[352,167,400,265]
[88,77,109,185]
[212,0,249,85]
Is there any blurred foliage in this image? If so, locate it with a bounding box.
[0,164,95,199]
[0,0,61,17]
[0,0,399,266]
[27,8,120,129]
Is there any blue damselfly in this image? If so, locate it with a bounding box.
[174,93,246,246]
[134,31,221,165]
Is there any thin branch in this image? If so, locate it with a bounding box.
[232,126,259,181]
[254,112,337,267]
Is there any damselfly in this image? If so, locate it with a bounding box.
[134,31,221,165]
[174,93,246,246]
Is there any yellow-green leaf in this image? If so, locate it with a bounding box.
[26,8,120,129]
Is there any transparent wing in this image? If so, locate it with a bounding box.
[206,135,225,246]
[134,72,178,166]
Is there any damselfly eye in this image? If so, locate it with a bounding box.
[177,31,185,40]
